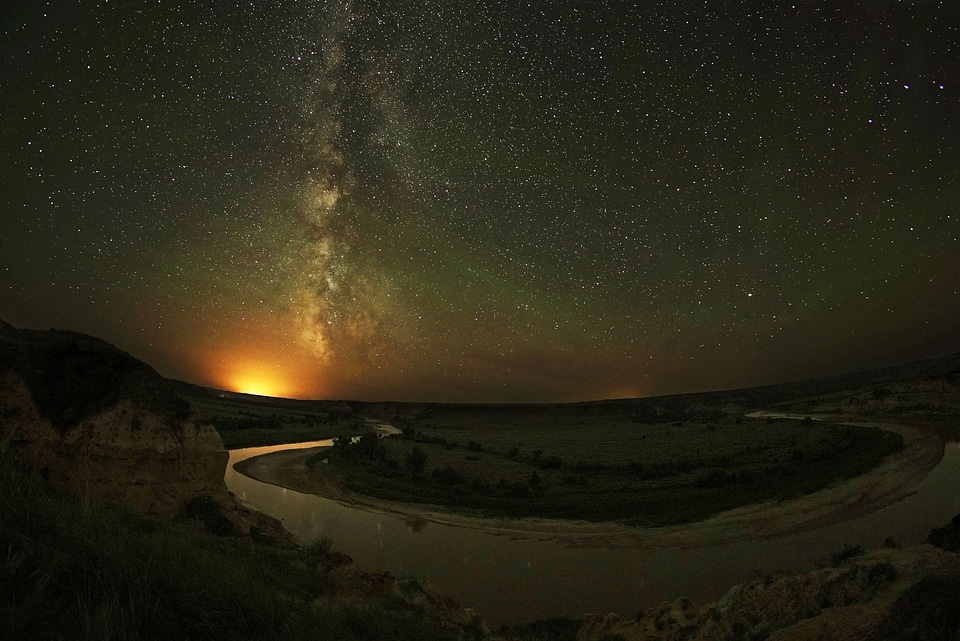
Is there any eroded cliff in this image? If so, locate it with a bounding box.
[0,322,267,535]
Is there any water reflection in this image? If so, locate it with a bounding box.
[226,442,960,626]
[405,516,429,533]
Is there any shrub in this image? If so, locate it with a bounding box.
[696,469,738,488]
[528,470,541,492]
[356,433,382,460]
[927,513,960,552]
[563,475,588,487]
[878,575,960,640]
[506,481,530,498]
[830,543,865,567]
[469,477,491,494]
[405,446,427,476]
[302,537,333,567]
[177,495,236,536]
[431,465,464,486]
[867,562,898,584]
[539,455,564,469]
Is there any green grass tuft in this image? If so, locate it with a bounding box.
[0,450,476,641]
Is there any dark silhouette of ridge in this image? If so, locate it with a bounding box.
[4,318,958,421]
[0,320,189,431]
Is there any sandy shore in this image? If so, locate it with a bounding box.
[233,421,944,550]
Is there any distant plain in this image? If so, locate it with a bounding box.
[185,354,960,528]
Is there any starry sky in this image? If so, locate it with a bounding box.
[2,1,958,402]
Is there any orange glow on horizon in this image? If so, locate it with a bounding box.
[602,383,649,400]
[229,372,288,398]
[210,353,304,399]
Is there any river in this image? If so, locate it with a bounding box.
[224,439,960,626]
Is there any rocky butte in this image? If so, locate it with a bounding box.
[0,319,280,537]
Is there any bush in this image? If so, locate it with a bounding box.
[469,477,491,494]
[507,481,530,499]
[302,537,333,567]
[177,495,236,536]
[563,475,588,487]
[878,575,960,640]
[405,446,427,476]
[830,543,865,567]
[538,455,564,469]
[867,562,898,584]
[695,469,738,488]
[927,513,960,552]
[432,465,464,486]
[528,470,541,492]
[356,433,382,460]
[883,536,902,549]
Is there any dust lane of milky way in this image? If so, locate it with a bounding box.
[1,1,958,402]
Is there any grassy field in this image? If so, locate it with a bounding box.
[310,405,904,527]
[173,361,960,527]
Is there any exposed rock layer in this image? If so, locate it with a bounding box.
[1,372,231,518]
[0,322,284,538]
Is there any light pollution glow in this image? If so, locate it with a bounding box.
[210,352,302,399]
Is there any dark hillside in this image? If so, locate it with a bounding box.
[0,321,189,431]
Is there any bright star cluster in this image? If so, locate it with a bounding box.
[2,1,958,402]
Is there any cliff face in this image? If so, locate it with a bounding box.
[0,323,260,533]
[1,371,231,518]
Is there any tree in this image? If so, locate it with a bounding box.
[357,433,382,460]
[405,445,427,476]
[528,470,541,492]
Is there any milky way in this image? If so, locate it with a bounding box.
[1,1,958,401]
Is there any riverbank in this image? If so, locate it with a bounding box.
[232,420,944,549]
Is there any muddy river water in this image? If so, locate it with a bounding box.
[225,440,960,626]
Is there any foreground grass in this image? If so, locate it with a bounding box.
[0,451,476,641]
[311,409,904,527]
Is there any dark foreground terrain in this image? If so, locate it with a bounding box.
[2,319,959,639]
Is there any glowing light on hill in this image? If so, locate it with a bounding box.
[201,327,325,400]
[221,360,293,398]
[231,375,284,398]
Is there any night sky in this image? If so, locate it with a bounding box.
[2,1,958,402]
